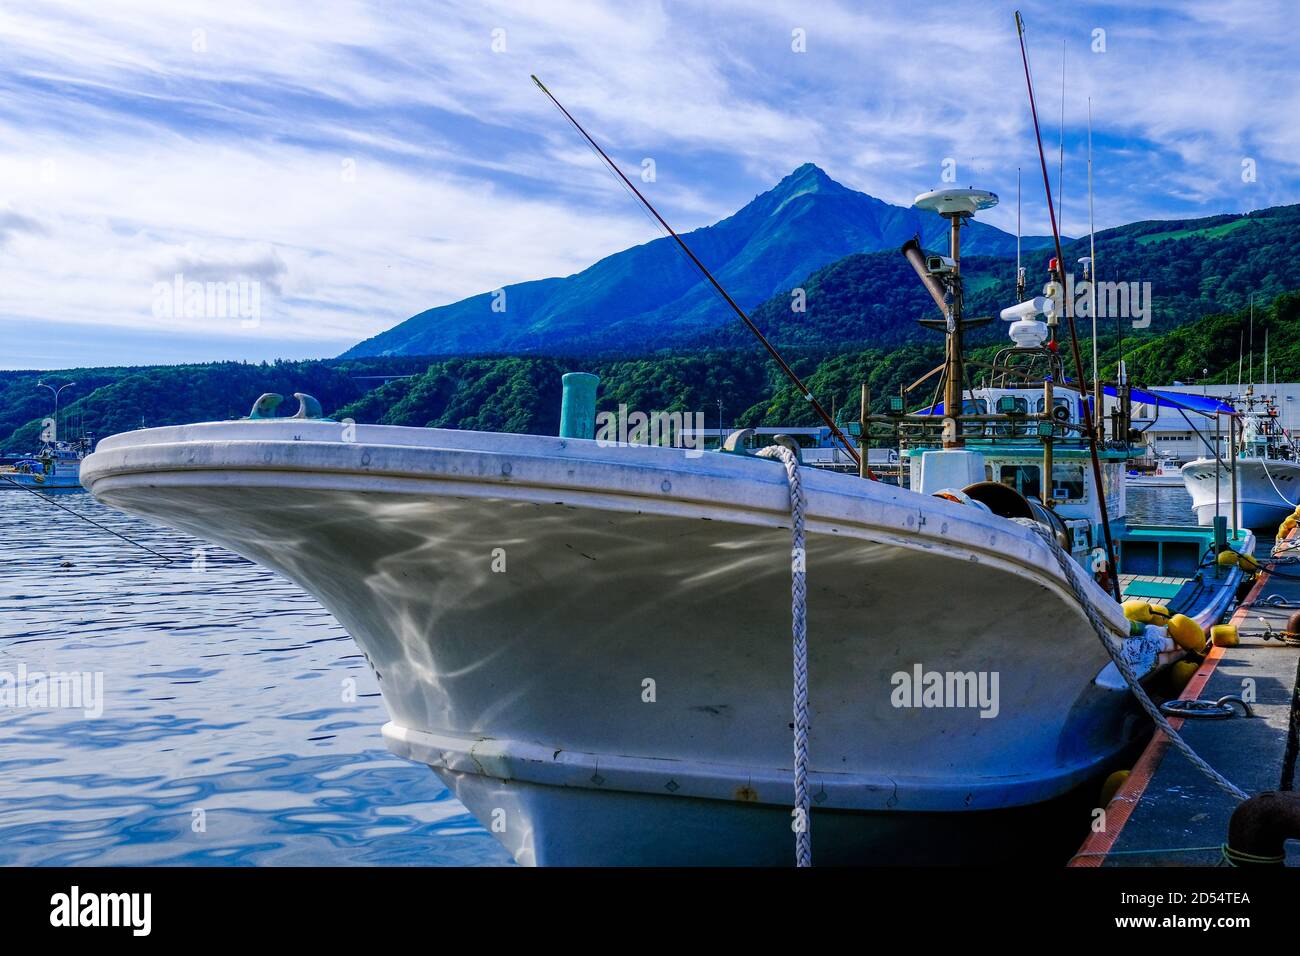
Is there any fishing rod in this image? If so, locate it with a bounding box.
[1014,12,1122,602]
[530,74,865,471]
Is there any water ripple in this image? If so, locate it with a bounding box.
[0,491,510,866]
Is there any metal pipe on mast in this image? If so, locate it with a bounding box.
[530,74,863,470]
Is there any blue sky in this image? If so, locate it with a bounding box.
[1,0,1295,369]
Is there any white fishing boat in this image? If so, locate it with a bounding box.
[1182,388,1300,529]
[82,187,1255,866]
[1126,457,1183,487]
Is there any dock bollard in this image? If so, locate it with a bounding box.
[559,372,600,440]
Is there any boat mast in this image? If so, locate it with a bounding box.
[945,212,967,448]
[1016,169,1023,298]
[531,75,863,470]
[1015,10,1121,601]
[1088,98,1100,442]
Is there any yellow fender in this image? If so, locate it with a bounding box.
[1167,614,1207,654]
[1211,624,1240,648]
[1217,549,1261,572]
[1170,659,1201,691]
[1123,600,1152,623]
[1099,769,1130,806]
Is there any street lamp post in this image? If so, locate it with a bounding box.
[36,380,76,443]
[716,400,724,449]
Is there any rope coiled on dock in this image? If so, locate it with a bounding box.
[757,444,812,867]
[1016,519,1249,804]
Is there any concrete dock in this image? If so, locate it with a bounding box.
[1072,555,1300,866]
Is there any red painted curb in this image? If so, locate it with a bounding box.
[1067,552,1270,867]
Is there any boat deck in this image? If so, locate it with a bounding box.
[1118,574,1192,601]
[1072,548,1300,867]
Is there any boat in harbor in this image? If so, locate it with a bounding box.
[1182,387,1300,528]
[0,438,90,492]
[1126,457,1184,487]
[81,181,1256,864]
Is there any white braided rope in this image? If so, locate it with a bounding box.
[757,444,812,867]
[1016,519,1249,803]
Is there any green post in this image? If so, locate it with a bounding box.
[1212,514,1228,553]
[559,372,599,440]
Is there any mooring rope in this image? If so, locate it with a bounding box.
[1257,454,1296,509]
[757,444,812,867]
[0,472,173,563]
[1017,519,1248,803]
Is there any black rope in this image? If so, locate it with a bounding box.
[0,473,173,563]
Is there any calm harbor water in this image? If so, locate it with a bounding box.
[0,491,511,866]
[1126,484,1193,526]
[0,481,1211,867]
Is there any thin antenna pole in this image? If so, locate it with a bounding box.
[1237,332,1243,393]
[1016,10,1121,602]
[1016,168,1021,274]
[1249,294,1255,387]
[530,74,862,468]
[1088,98,1099,440]
[1057,38,1066,231]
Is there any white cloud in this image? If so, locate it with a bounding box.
[0,0,1295,367]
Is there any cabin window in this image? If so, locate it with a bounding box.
[1051,463,1087,502]
[999,464,1041,499]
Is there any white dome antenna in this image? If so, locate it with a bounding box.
[914,188,999,217]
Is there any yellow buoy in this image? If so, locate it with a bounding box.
[1170,659,1200,690]
[1211,624,1240,647]
[1147,603,1172,625]
[1099,769,1131,806]
[1167,614,1207,653]
[1217,549,1262,573]
[1122,600,1152,623]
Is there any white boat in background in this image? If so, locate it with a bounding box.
[82,188,1255,866]
[1183,389,1300,529]
[1126,457,1184,487]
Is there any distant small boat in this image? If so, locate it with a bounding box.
[0,440,89,492]
[1125,458,1183,487]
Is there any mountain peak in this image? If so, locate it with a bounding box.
[777,162,834,189]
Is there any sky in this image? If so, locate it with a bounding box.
[1,0,1297,370]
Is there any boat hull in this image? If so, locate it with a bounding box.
[1124,474,1183,488]
[82,422,1192,865]
[1,471,83,492]
[1182,457,1300,529]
